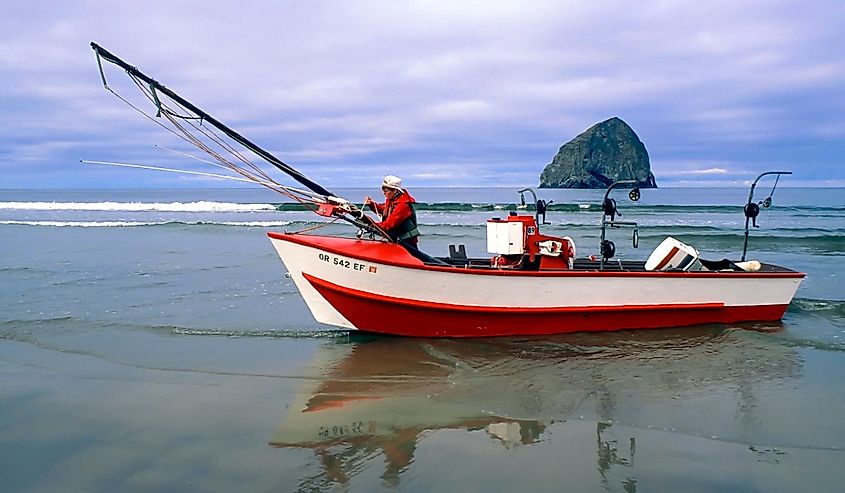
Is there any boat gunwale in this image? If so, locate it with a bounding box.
[268,232,806,279]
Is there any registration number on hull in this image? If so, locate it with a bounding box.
[318,253,374,272]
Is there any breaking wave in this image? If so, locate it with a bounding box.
[4,200,844,215]
[0,220,296,228]
[790,298,845,320]
[0,201,276,212]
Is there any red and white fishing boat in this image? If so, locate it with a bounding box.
[268,177,804,338]
[89,44,805,338]
[267,235,804,338]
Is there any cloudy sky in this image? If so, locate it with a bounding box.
[1,0,843,189]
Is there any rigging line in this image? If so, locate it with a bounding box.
[97,71,318,207]
[104,77,192,145]
[289,217,341,235]
[154,144,289,196]
[164,115,232,166]
[129,76,263,184]
[155,143,276,190]
[93,45,346,221]
[99,88,296,202]
[94,49,109,88]
[159,110,318,209]
[119,74,249,183]
[81,160,277,188]
[80,160,323,205]
[156,145,228,168]
[169,101,278,184]
[160,111,250,176]
[182,114,276,183]
[104,105,371,230]
[163,113,283,194]
[135,76,210,130]
[164,124,239,177]
[152,101,267,182]
[769,174,781,197]
[91,42,334,198]
[152,88,202,120]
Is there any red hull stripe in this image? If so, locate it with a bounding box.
[302,273,788,338]
[303,273,723,314]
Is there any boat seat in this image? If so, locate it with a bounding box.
[449,244,468,260]
[698,258,762,272]
[698,258,742,271]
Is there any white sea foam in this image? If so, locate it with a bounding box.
[0,220,168,227]
[0,201,275,212]
[213,221,293,227]
[0,220,293,228]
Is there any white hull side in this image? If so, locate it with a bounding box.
[269,237,803,330]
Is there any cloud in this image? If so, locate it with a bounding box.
[0,0,843,188]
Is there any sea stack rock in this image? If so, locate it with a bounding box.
[539,117,657,189]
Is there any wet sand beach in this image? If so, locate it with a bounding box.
[2,324,845,492]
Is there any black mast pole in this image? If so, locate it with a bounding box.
[91,42,335,198]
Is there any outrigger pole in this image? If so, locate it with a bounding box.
[90,42,334,199]
[90,42,397,240]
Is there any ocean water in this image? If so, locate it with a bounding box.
[1,186,844,492]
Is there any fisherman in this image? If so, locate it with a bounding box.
[364,175,420,246]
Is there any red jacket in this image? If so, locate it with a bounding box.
[370,190,419,243]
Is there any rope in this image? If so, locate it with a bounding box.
[93,59,393,239]
[109,78,315,206]
[288,217,341,234]
[769,174,781,197]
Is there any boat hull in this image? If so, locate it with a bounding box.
[268,233,805,338]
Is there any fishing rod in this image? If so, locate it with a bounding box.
[741,170,791,261]
[91,42,334,198]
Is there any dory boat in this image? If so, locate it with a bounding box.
[89,43,805,338]
[267,176,804,337]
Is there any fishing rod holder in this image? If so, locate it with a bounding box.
[741,170,791,261]
[517,188,552,224]
[600,180,642,269]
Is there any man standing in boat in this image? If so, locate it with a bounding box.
[365,175,420,246]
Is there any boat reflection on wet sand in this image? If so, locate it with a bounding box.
[271,324,806,489]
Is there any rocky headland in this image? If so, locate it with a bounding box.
[539,117,657,189]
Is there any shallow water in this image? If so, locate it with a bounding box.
[1,187,844,492]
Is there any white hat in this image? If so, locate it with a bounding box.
[381,175,403,190]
